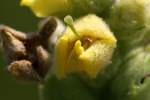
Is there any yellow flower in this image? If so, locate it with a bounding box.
[21,0,71,17]
[54,14,117,79]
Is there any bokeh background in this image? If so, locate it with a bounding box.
[0,0,41,100]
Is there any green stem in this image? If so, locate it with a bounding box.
[38,84,44,100]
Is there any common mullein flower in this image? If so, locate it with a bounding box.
[21,0,113,17]
[54,14,117,79]
[41,14,118,100]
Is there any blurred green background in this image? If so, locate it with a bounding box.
[0,0,40,100]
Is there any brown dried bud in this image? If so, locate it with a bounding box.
[49,18,65,50]
[0,25,27,63]
[36,45,51,77]
[39,17,65,51]
[38,17,57,50]
[39,17,57,37]
[0,17,61,82]
[0,25,27,41]
[8,60,42,82]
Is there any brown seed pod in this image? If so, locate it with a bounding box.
[7,60,43,82]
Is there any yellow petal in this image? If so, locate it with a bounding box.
[21,0,34,6]
[79,41,114,78]
[55,37,69,79]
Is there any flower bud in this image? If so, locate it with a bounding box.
[108,0,150,45]
[110,45,150,100]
